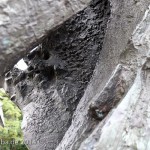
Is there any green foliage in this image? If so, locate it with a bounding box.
[0,89,28,150]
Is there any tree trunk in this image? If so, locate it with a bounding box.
[1,0,150,150]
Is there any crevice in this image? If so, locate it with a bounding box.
[4,0,111,149]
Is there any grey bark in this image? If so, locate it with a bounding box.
[1,0,150,150]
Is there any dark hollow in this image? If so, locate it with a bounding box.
[7,0,111,149]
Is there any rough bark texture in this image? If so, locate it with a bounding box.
[1,0,150,150]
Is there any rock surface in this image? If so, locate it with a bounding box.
[78,7,150,149]
[1,0,150,150]
[56,0,150,149]
[0,0,91,86]
[4,0,110,149]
